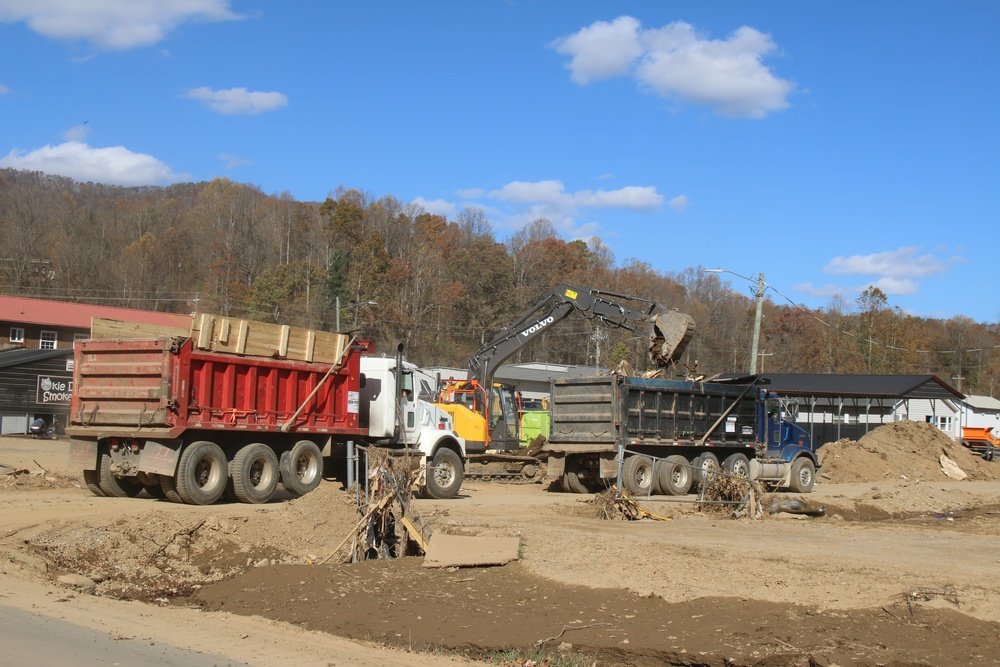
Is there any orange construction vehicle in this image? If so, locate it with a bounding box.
[961,426,998,461]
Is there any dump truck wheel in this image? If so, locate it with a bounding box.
[425,447,464,499]
[82,469,106,497]
[175,441,228,505]
[98,451,143,498]
[137,472,166,499]
[159,475,183,503]
[788,457,816,493]
[621,455,654,496]
[280,440,323,496]
[656,455,692,496]
[691,452,720,490]
[722,453,751,478]
[231,443,279,504]
[560,457,591,494]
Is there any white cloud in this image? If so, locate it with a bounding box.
[185,87,288,115]
[0,141,186,186]
[551,17,794,118]
[0,0,244,51]
[0,83,10,94]
[824,246,952,279]
[62,123,91,142]
[868,277,919,296]
[412,197,456,218]
[490,180,662,211]
[417,179,666,239]
[549,16,643,84]
[793,282,850,300]
[217,153,252,169]
[668,194,689,212]
[795,278,918,300]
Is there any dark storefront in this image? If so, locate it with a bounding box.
[0,348,74,436]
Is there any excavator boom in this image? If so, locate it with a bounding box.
[469,284,695,391]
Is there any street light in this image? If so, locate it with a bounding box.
[706,268,767,374]
[336,297,377,331]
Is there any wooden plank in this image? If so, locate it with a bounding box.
[278,325,290,357]
[194,313,214,350]
[305,330,316,362]
[236,320,249,354]
[189,313,349,365]
[91,317,189,340]
[400,516,429,552]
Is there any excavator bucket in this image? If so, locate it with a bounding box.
[650,311,696,367]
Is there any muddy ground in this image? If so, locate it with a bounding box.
[2,421,1000,667]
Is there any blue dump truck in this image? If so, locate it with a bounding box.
[542,374,819,495]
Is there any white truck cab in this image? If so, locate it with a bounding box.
[359,354,466,499]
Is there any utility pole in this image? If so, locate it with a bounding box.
[749,272,765,375]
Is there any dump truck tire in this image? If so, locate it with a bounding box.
[655,455,692,496]
[691,452,720,490]
[231,443,279,504]
[82,469,105,497]
[159,475,183,503]
[98,450,143,498]
[621,455,654,496]
[175,441,228,505]
[425,447,463,499]
[788,457,816,493]
[722,453,750,478]
[280,440,323,496]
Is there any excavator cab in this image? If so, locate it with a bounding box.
[436,379,522,454]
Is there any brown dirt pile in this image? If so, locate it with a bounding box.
[26,482,362,601]
[817,420,999,483]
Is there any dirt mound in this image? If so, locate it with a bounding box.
[817,420,999,483]
[1,467,79,491]
[26,482,362,601]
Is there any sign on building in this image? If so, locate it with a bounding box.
[36,376,73,405]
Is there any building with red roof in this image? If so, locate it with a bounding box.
[0,295,193,351]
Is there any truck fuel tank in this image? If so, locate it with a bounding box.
[748,459,790,481]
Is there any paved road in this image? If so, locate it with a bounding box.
[0,604,255,667]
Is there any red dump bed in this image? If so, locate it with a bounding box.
[68,337,365,440]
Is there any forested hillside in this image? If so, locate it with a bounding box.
[1,168,997,395]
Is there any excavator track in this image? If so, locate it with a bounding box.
[466,453,546,484]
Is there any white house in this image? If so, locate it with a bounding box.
[958,395,1000,431]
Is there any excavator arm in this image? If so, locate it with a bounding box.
[437,283,696,456]
[469,284,696,391]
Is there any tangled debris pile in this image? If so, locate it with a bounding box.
[700,472,767,519]
[817,421,999,483]
[322,447,430,564]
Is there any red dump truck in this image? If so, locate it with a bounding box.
[66,315,466,505]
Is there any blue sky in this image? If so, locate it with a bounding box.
[1,1,997,323]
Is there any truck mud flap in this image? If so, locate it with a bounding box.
[68,439,100,471]
[138,440,182,475]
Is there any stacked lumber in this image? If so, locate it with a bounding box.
[90,313,351,365]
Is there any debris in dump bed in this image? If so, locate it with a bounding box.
[321,447,431,564]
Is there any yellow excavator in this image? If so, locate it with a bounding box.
[435,284,696,481]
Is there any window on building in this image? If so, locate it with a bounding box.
[926,415,954,432]
[73,333,88,347]
[39,330,57,350]
[10,327,24,343]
